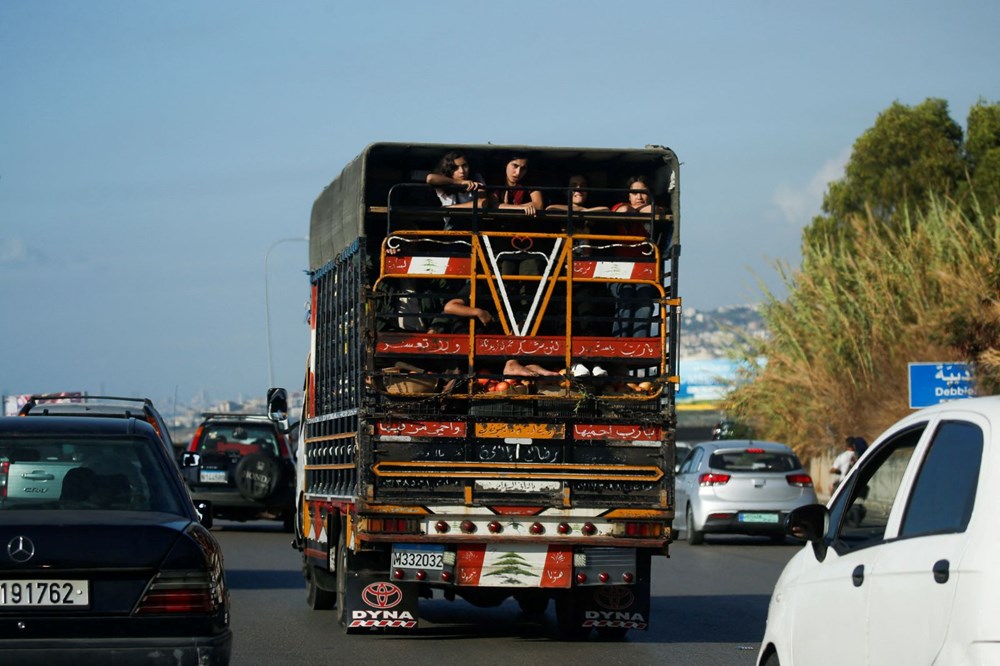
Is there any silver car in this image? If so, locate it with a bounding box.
[674,440,817,544]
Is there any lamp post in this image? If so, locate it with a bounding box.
[265,237,308,387]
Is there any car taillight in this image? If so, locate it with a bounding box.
[786,473,813,487]
[0,461,8,499]
[746,448,765,453]
[699,472,731,486]
[136,569,223,614]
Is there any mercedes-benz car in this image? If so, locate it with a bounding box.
[0,415,231,664]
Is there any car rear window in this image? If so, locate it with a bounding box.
[197,424,279,457]
[709,449,801,472]
[0,436,186,514]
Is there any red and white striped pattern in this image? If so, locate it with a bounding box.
[384,256,471,276]
[572,260,656,281]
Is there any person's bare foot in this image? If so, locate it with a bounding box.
[503,360,560,377]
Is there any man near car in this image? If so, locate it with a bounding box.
[829,436,858,495]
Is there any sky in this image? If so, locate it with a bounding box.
[1,1,997,407]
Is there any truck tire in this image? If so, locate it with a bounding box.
[305,563,335,610]
[235,453,283,501]
[686,506,704,545]
[336,521,357,632]
[515,591,549,616]
[555,591,591,641]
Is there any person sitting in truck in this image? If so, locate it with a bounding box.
[545,174,609,213]
[436,283,561,378]
[425,151,487,209]
[490,153,543,217]
[609,176,659,339]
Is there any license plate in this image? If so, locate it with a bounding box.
[739,512,780,524]
[391,545,445,570]
[200,469,228,484]
[475,480,561,493]
[0,580,89,607]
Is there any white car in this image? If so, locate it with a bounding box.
[758,395,1000,665]
[674,440,817,544]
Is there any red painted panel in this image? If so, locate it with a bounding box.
[456,545,487,587]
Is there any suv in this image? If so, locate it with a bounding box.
[18,394,180,461]
[180,413,295,530]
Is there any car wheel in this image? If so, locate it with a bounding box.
[686,506,704,545]
[769,533,786,545]
[761,649,780,666]
[305,563,335,610]
[235,453,283,502]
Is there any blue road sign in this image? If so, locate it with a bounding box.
[908,362,976,409]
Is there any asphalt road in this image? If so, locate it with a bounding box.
[214,520,798,666]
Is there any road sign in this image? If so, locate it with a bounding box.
[908,362,976,409]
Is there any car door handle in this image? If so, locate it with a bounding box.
[852,564,864,587]
[933,559,950,584]
[22,471,55,481]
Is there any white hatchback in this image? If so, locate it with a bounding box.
[758,395,1000,665]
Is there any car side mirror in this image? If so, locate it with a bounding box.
[786,504,829,562]
[267,387,290,433]
[181,452,200,467]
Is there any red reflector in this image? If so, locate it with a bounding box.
[699,472,731,486]
[786,473,813,487]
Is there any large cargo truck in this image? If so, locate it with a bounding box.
[269,142,681,637]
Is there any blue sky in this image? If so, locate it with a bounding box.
[1,1,997,405]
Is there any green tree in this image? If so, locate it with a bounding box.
[806,98,965,246]
[964,99,1000,211]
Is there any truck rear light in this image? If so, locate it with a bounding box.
[611,522,664,538]
[581,522,597,536]
[136,570,222,614]
[786,473,813,487]
[367,517,422,534]
[460,520,476,534]
[488,521,503,533]
[699,472,731,486]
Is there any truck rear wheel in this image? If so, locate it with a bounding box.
[555,591,591,641]
[305,562,335,610]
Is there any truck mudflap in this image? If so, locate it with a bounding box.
[556,549,652,638]
[344,574,421,631]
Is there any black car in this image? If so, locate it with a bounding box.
[0,416,231,665]
[18,395,182,462]
[180,413,295,531]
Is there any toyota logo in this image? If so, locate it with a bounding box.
[7,536,35,563]
[361,582,403,609]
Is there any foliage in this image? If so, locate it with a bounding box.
[806,98,1000,248]
[725,198,1000,461]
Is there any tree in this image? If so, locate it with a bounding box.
[806,99,965,246]
[964,99,1000,212]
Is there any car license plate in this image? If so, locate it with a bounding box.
[739,512,780,524]
[200,469,228,484]
[0,580,89,607]
[391,545,445,570]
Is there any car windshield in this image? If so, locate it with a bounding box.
[198,424,279,457]
[0,435,185,514]
[709,449,800,472]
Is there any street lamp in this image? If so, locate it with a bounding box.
[265,237,308,387]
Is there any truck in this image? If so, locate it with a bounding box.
[268,142,682,638]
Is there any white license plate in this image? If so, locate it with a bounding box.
[0,580,89,607]
[739,512,780,524]
[391,546,444,570]
[200,470,228,484]
[475,479,561,493]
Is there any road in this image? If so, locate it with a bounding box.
[214,520,798,665]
